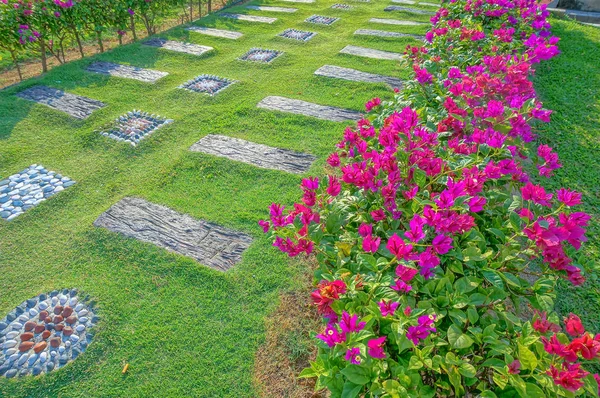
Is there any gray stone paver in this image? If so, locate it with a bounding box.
[339,45,404,61]
[314,65,403,88]
[257,96,361,122]
[279,29,317,41]
[246,5,297,12]
[369,17,427,25]
[186,26,243,39]
[16,86,105,119]
[384,5,436,14]
[143,38,213,56]
[354,29,424,40]
[281,0,315,3]
[220,13,278,23]
[86,61,168,83]
[94,197,253,271]
[190,135,315,174]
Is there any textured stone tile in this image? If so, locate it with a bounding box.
[246,5,297,12]
[384,5,435,14]
[94,197,253,271]
[220,13,277,23]
[257,96,361,122]
[86,61,168,83]
[97,110,173,146]
[186,26,243,39]
[190,135,315,174]
[369,17,427,25]
[239,48,283,63]
[143,38,213,56]
[354,29,424,40]
[281,0,315,3]
[278,28,317,41]
[331,3,353,9]
[339,45,404,61]
[314,65,403,88]
[0,289,98,378]
[419,2,440,6]
[0,164,75,221]
[305,15,340,25]
[179,75,236,95]
[16,86,105,119]
[391,0,416,3]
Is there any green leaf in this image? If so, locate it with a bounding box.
[298,367,317,378]
[525,382,546,397]
[535,294,554,312]
[518,343,538,372]
[340,365,371,385]
[447,324,474,349]
[341,381,363,398]
[459,363,477,378]
[482,269,504,289]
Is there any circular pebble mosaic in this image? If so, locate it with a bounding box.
[0,289,98,378]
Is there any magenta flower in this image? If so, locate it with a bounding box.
[358,223,372,238]
[127,8,135,15]
[258,220,270,233]
[367,336,387,359]
[316,325,345,347]
[406,314,437,345]
[508,360,521,374]
[556,188,582,207]
[378,300,399,317]
[362,234,381,253]
[431,234,452,254]
[339,311,366,334]
[345,347,361,364]
[386,234,413,260]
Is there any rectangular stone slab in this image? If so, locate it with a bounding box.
[257,96,361,122]
[281,0,315,3]
[86,61,169,83]
[339,45,404,61]
[354,29,424,40]
[314,65,403,88]
[219,13,277,23]
[384,5,435,14]
[94,197,253,271]
[190,135,315,174]
[16,86,105,119]
[419,2,440,6]
[186,26,243,39]
[369,17,427,25]
[391,0,416,3]
[143,38,213,56]
[246,5,297,12]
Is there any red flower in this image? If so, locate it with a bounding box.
[565,313,585,337]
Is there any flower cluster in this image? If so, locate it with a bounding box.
[262,0,600,395]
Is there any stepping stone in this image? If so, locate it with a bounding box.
[239,48,283,63]
[186,26,243,39]
[281,0,314,3]
[15,86,105,119]
[257,96,361,122]
[305,15,339,25]
[94,197,253,271]
[97,110,173,146]
[143,38,213,56]
[0,164,75,221]
[180,75,236,95]
[219,13,277,23]
[384,5,435,14]
[391,0,415,3]
[369,17,427,25]
[354,29,424,40]
[419,2,440,6]
[246,5,297,12]
[314,65,403,88]
[339,45,404,61]
[190,135,315,174]
[331,3,353,9]
[86,61,168,83]
[278,28,317,41]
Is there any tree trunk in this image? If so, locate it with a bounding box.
[59,38,66,63]
[130,15,138,40]
[198,1,202,17]
[208,0,212,13]
[96,31,104,53]
[10,50,23,81]
[72,27,84,58]
[39,37,48,73]
[142,13,152,36]
[189,0,194,19]
[118,35,123,45]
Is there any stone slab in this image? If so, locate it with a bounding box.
[384,5,435,14]
[97,110,173,146]
[190,135,315,174]
[86,61,168,83]
[94,197,252,271]
[391,0,415,3]
[186,26,243,39]
[354,29,424,40]
[246,5,297,12]
[419,2,440,6]
[314,65,403,88]
[16,86,105,119]
[281,0,315,3]
[339,45,404,61]
[257,96,361,122]
[143,38,213,56]
[220,13,277,23]
[0,164,75,221]
[369,17,427,25]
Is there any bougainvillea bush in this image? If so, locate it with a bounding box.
[261,0,600,396]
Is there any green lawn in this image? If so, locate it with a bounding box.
[0,0,427,396]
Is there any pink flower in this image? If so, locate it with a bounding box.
[345,347,361,364]
[327,152,340,167]
[316,325,345,347]
[258,220,270,233]
[378,300,399,317]
[521,182,553,207]
[414,65,433,84]
[365,97,381,112]
[431,234,452,254]
[406,315,436,345]
[362,234,381,253]
[339,311,366,334]
[367,336,387,359]
[565,314,585,337]
[371,209,386,222]
[326,176,341,196]
[508,360,521,374]
[468,196,486,212]
[386,234,413,260]
[556,188,582,207]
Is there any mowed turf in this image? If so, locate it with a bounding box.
[0,0,428,396]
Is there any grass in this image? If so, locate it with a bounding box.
[0,0,429,396]
[533,18,600,334]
